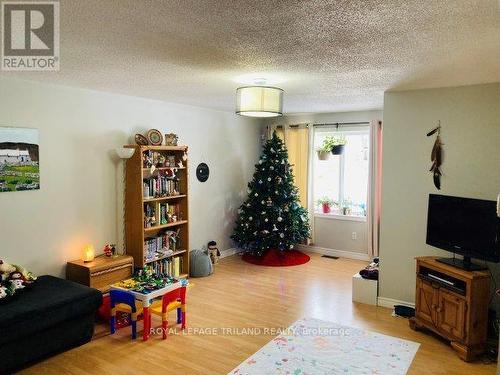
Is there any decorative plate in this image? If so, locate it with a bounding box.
[135,133,149,146]
[147,129,163,146]
[196,163,209,182]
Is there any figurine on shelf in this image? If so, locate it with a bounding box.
[165,133,178,146]
[207,241,220,264]
[143,153,153,168]
[103,244,116,257]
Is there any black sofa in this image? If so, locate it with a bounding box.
[0,275,102,374]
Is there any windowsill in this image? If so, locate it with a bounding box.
[314,213,367,222]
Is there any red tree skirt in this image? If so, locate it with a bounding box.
[242,248,310,267]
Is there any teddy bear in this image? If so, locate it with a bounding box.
[0,260,16,281]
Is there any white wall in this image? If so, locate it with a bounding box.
[380,83,500,307]
[272,110,382,254]
[0,77,263,277]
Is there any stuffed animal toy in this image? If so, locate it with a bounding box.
[0,260,16,280]
[0,286,8,298]
[9,278,25,290]
[207,241,220,264]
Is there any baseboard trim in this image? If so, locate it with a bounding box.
[220,247,241,259]
[296,244,371,261]
[377,297,415,309]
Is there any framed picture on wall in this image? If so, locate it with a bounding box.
[0,127,39,192]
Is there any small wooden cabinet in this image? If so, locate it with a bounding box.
[410,257,490,361]
[66,255,134,293]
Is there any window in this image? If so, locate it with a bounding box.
[313,127,370,219]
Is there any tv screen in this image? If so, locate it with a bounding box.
[426,194,500,263]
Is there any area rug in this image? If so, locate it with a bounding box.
[229,317,419,375]
[242,248,310,267]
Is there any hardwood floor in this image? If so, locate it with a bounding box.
[23,253,496,375]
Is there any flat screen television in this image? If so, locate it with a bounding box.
[426,194,500,271]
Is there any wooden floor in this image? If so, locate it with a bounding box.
[23,253,496,375]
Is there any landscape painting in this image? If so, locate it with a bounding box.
[0,127,39,192]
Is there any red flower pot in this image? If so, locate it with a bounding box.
[322,203,331,214]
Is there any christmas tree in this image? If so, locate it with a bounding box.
[231,131,310,256]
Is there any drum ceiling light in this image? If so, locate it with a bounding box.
[236,86,283,118]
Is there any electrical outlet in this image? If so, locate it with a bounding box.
[351,232,357,240]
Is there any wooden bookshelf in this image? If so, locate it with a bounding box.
[124,145,189,277]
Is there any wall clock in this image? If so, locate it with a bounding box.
[196,163,209,182]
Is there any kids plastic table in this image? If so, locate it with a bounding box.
[110,280,182,341]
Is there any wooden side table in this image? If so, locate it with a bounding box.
[66,255,134,293]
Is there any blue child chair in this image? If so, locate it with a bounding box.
[110,289,139,340]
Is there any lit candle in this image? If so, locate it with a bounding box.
[82,244,95,263]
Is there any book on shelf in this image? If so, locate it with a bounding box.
[143,230,181,262]
[143,174,180,199]
[149,256,184,277]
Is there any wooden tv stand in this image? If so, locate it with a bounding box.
[409,256,490,361]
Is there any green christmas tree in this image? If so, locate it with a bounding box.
[231,132,310,256]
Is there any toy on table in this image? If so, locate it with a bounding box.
[114,266,178,294]
[103,244,116,257]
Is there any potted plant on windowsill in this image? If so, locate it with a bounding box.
[317,197,335,214]
[330,135,347,155]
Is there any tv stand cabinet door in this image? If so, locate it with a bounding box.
[437,288,466,341]
[416,278,438,327]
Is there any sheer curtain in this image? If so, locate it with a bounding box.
[367,120,383,257]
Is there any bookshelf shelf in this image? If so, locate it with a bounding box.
[142,166,186,173]
[143,194,187,203]
[144,220,188,233]
[125,145,190,277]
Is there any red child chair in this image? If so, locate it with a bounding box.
[150,286,187,339]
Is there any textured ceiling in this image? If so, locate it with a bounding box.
[2,0,500,113]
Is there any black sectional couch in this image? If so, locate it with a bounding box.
[0,275,102,374]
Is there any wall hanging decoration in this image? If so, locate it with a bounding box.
[135,133,148,146]
[165,133,179,146]
[196,162,209,182]
[0,127,39,193]
[427,121,443,190]
[147,129,163,146]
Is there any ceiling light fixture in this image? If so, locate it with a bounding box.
[235,86,284,118]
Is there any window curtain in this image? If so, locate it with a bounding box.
[267,125,309,209]
[367,120,383,258]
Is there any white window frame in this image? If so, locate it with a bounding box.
[311,125,370,222]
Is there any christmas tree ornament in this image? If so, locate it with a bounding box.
[265,218,268,222]
[280,233,285,238]
[270,166,274,170]
[278,217,283,222]
[254,193,258,197]
[267,177,271,181]
[273,224,278,231]
[259,180,263,184]
[266,197,273,206]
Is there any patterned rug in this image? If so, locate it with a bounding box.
[229,317,419,375]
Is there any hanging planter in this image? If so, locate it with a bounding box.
[329,135,347,155]
[331,144,345,155]
[317,150,331,160]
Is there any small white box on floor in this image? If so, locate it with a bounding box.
[352,273,378,306]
